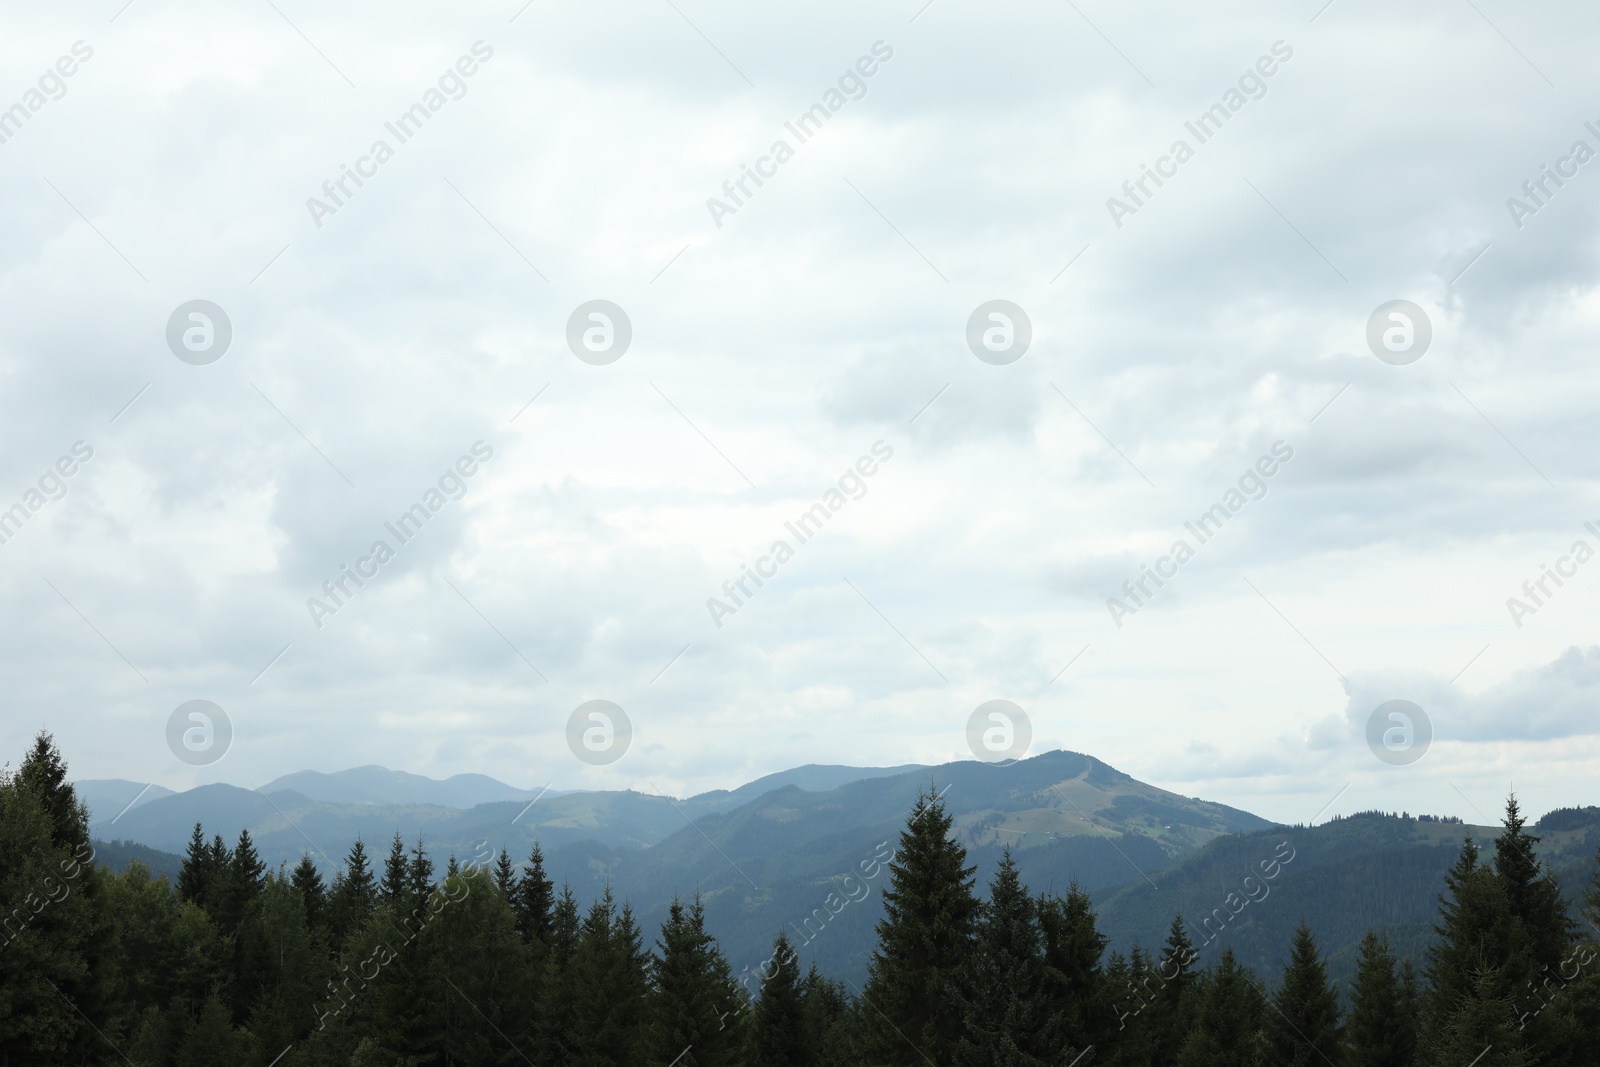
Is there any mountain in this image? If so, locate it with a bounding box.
[74,779,175,823]
[86,748,1273,986]
[76,752,1598,998]
[256,765,564,808]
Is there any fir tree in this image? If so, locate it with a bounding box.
[328,837,376,950]
[950,850,1058,1066]
[646,896,747,1067]
[1424,837,1516,1058]
[748,932,811,1067]
[1264,921,1343,1067]
[381,832,408,907]
[857,786,979,1066]
[291,854,328,932]
[1347,930,1417,1067]
[1038,882,1107,1057]
[177,822,214,907]
[1178,949,1264,1067]
[538,885,584,1066]
[1493,795,1574,991]
[17,731,87,852]
[514,843,556,947]
[493,848,516,897]
[1149,914,1202,1065]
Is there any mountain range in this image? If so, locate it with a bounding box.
[81,751,1600,994]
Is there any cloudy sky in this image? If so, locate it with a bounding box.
[3,0,1598,826]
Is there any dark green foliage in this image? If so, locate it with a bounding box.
[749,931,810,1067]
[1264,922,1344,1067]
[949,849,1059,1066]
[18,735,1600,1067]
[291,855,328,932]
[1038,882,1107,1057]
[1177,949,1264,1067]
[857,785,980,1066]
[645,896,746,1067]
[513,843,555,948]
[1347,930,1418,1067]
[327,837,376,951]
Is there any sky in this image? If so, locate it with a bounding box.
[2,0,1598,827]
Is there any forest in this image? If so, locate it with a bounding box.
[3,731,1598,1067]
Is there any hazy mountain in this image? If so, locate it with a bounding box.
[83,753,1594,993]
[74,779,176,823]
[257,765,566,808]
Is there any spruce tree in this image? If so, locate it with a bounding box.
[749,931,812,1067]
[177,822,213,907]
[1347,930,1417,1067]
[17,731,87,852]
[1151,914,1201,1065]
[1424,837,1516,1059]
[646,896,747,1067]
[381,832,408,907]
[950,850,1057,1066]
[1264,921,1344,1067]
[570,889,650,1066]
[1038,882,1107,1058]
[857,786,979,1066]
[328,837,376,950]
[1178,949,1264,1067]
[801,965,855,1067]
[291,855,328,932]
[493,848,516,897]
[1495,796,1573,973]
[514,843,556,947]
[538,885,584,1066]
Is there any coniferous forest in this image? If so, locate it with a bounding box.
[5,733,1600,1066]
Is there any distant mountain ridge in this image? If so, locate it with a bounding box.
[79,754,1597,992]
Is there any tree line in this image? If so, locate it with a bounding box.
[4,731,1600,1065]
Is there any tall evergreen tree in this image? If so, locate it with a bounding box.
[1038,882,1107,1058]
[1494,795,1573,976]
[514,843,556,947]
[645,896,746,1067]
[380,832,407,907]
[1347,930,1418,1067]
[493,848,516,897]
[291,854,328,933]
[857,786,979,1066]
[539,885,584,1066]
[328,837,376,951]
[750,932,811,1067]
[1264,921,1343,1067]
[177,823,214,907]
[1151,914,1202,1063]
[950,850,1058,1066]
[17,732,87,852]
[1424,837,1516,1061]
[1178,949,1264,1067]
[570,889,650,1066]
